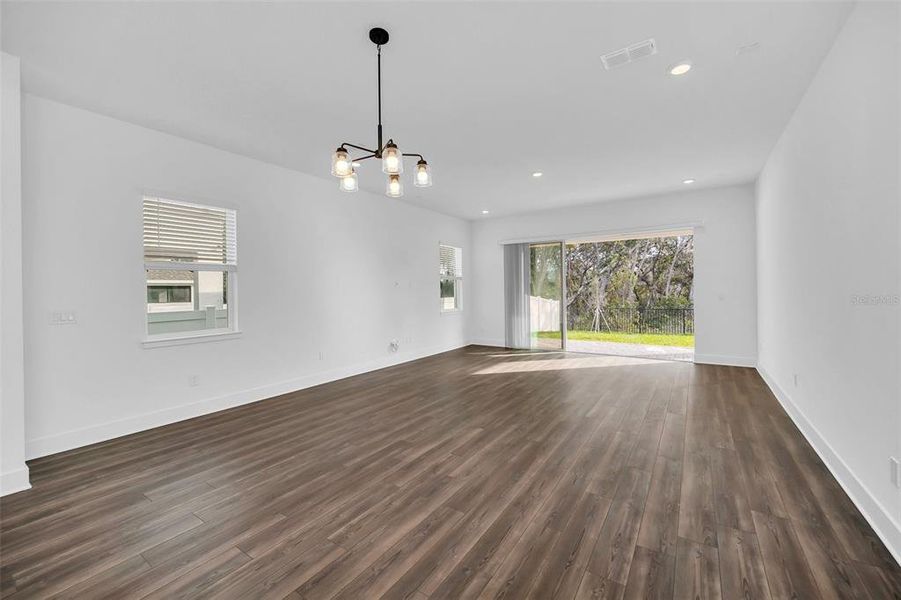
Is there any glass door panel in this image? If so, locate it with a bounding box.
[530,242,564,349]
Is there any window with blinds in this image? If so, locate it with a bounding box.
[143,196,238,342]
[439,244,463,312]
[143,197,237,266]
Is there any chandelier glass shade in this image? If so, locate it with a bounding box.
[339,170,359,192]
[330,28,430,198]
[414,160,432,187]
[381,142,403,175]
[386,173,403,197]
[331,147,352,178]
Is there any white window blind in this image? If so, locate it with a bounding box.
[143,197,237,266]
[439,245,463,278]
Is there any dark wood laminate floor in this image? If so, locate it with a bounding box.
[1,346,899,599]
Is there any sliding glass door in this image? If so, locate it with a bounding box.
[529,242,564,350]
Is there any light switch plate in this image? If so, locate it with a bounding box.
[891,457,901,488]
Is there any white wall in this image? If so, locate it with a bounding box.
[1,53,30,494]
[756,2,900,559]
[469,185,757,366]
[21,95,469,459]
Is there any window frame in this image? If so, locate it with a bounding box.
[439,243,464,314]
[141,195,240,348]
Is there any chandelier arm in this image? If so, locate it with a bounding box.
[402,153,425,160]
[352,154,377,162]
[341,142,377,154]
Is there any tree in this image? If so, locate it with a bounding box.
[564,235,694,331]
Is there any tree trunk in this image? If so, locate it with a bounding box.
[664,238,684,297]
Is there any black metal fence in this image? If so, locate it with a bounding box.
[570,307,694,335]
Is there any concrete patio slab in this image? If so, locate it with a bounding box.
[565,339,694,362]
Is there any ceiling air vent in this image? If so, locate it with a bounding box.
[601,38,658,70]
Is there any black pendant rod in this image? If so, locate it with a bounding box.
[377,44,383,156]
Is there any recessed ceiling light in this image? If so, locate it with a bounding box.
[532,172,543,178]
[683,178,696,184]
[669,61,692,76]
[481,210,490,215]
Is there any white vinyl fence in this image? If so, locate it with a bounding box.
[530,296,560,332]
[147,307,228,335]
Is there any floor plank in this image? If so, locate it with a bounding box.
[622,545,675,600]
[673,537,722,600]
[792,518,871,600]
[678,450,718,547]
[636,455,682,557]
[752,510,822,600]
[586,467,652,586]
[717,526,772,600]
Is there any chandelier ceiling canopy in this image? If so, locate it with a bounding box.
[331,27,432,197]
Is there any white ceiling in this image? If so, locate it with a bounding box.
[2,1,852,219]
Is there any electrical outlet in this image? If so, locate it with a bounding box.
[318,351,325,361]
[793,373,799,387]
[188,375,199,387]
[890,457,901,488]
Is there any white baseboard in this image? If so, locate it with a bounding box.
[757,365,901,566]
[694,353,757,367]
[0,466,31,497]
[25,341,467,460]
[468,338,506,348]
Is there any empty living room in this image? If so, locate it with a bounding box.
[1,1,899,598]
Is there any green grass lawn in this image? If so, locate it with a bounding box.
[537,330,695,347]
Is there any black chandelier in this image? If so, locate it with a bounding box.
[330,27,432,197]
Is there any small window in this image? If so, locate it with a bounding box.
[147,285,192,304]
[143,196,237,341]
[439,244,463,312]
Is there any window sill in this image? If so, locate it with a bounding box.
[142,330,242,349]
[440,309,463,315]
